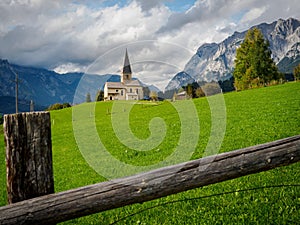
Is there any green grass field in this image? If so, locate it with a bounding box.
[0,82,300,224]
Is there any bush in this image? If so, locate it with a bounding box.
[0,114,3,124]
[150,91,158,101]
[62,103,71,108]
[47,103,71,111]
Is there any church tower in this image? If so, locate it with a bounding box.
[121,48,132,83]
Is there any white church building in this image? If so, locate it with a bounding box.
[104,49,143,101]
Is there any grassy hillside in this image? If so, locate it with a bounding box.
[0,82,300,224]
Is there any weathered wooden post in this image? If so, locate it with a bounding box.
[3,112,54,204]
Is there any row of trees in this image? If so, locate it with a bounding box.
[174,81,222,99]
[47,103,71,111]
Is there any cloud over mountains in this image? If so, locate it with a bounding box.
[0,0,299,90]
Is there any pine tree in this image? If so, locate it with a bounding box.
[233,28,280,90]
[95,90,104,101]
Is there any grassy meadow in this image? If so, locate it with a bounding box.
[0,82,300,224]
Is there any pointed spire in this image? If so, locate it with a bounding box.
[123,48,132,74]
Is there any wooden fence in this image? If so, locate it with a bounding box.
[0,112,299,224]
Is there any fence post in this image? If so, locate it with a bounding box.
[3,112,54,204]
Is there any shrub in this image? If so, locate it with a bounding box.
[62,103,71,108]
[150,91,158,101]
[47,103,71,111]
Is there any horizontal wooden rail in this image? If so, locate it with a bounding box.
[0,135,300,225]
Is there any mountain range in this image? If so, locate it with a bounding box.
[1,18,299,114]
[0,59,114,114]
[165,17,300,91]
[0,58,161,114]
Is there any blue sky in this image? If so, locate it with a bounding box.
[75,0,197,12]
[98,0,196,12]
[0,0,299,90]
[166,0,196,12]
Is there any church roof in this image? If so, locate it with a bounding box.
[122,48,132,74]
[105,82,126,89]
[124,80,142,87]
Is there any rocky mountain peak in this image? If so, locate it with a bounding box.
[196,43,218,58]
[168,17,300,90]
[165,71,195,91]
[274,18,300,36]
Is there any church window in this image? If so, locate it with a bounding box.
[121,90,124,96]
[130,88,132,93]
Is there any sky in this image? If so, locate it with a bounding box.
[0,0,299,90]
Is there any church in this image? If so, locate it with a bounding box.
[104,49,144,101]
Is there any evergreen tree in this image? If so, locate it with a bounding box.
[95,90,104,101]
[186,84,193,98]
[86,92,92,102]
[233,28,280,90]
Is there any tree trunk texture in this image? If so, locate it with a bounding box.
[0,134,299,225]
[3,112,54,204]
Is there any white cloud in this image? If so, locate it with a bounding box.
[0,0,299,90]
[240,7,268,24]
[54,62,86,74]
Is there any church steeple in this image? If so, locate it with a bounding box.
[121,48,132,83]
